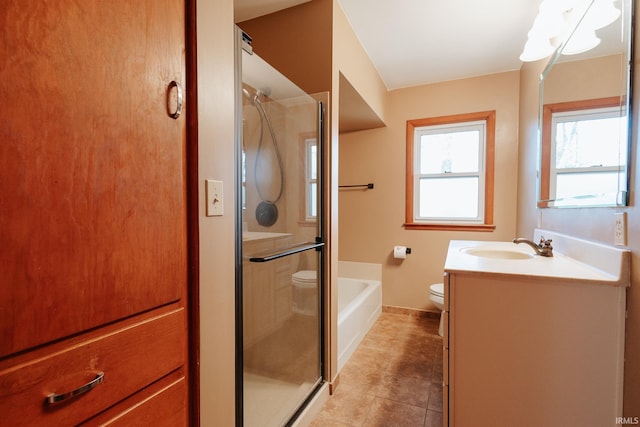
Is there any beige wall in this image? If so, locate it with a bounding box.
[517,1,640,415]
[330,0,389,381]
[197,0,236,425]
[339,71,520,311]
[332,0,387,124]
[544,54,624,103]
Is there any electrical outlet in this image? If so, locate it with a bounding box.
[614,212,626,246]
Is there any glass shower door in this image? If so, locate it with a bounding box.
[237,28,325,427]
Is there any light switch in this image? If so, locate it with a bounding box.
[206,180,223,216]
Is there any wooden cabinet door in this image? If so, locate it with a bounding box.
[0,1,187,357]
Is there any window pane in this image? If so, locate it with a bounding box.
[556,171,619,199]
[418,177,479,219]
[555,116,625,168]
[419,130,480,174]
[309,182,317,217]
[310,143,317,180]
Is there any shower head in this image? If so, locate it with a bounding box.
[242,87,261,107]
[243,87,272,104]
[255,87,271,98]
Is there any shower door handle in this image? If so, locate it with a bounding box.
[249,242,324,263]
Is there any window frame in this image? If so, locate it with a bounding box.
[405,111,496,231]
[539,97,623,207]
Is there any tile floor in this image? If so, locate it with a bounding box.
[310,310,444,427]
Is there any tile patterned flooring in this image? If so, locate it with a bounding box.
[310,311,444,427]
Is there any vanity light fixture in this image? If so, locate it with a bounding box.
[520,0,620,62]
[562,27,600,55]
[520,29,557,62]
[582,0,621,30]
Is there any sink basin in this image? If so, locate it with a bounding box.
[461,247,533,260]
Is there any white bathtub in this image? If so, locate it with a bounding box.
[337,277,382,372]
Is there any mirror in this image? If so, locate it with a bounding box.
[538,0,633,208]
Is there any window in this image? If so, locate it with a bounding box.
[305,137,318,221]
[541,97,626,207]
[405,111,495,231]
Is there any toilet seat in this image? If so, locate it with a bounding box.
[292,270,317,315]
[429,283,444,297]
[292,270,317,289]
[428,282,445,337]
[293,270,316,281]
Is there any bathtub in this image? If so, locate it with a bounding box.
[337,277,382,372]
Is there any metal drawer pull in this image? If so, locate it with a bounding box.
[168,80,183,119]
[45,372,104,405]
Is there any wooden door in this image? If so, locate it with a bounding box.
[0,1,187,357]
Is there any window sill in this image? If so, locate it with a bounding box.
[404,223,496,232]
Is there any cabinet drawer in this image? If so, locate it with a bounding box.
[82,371,187,426]
[0,308,185,426]
[275,270,292,291]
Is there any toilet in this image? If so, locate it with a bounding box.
[429,283,444,337]
[292,270,317,316]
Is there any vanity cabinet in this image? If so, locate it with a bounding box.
[0,1,189,424]
[443,239,628,427]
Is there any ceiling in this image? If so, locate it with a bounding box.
[234,0,311,22]
[339,0,542,89]
[235,0,542,90]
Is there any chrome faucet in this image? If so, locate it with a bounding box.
[512,237,554,257]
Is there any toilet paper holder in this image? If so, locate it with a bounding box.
[393,245,412,259]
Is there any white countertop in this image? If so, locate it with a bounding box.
[444,239,630,287]
[242,231,292,242]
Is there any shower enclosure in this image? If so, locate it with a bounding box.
[235,28,327,426]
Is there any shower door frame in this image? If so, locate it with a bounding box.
[233,26,326,427]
